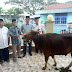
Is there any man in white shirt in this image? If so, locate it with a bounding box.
[0,65,2,72]
[0,19,9,64]
[33,17,45,54]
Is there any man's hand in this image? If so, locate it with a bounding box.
[21,30,27,35]
[16,35,20,37]
[23,33,27,35]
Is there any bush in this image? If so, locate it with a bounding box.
[4,22,12,29]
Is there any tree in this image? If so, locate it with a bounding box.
[5,0,44,15]
[66,0,72,3]
[5,0,59,15]
[13,8,23,17]
[46,0,60,5]
[0,7,4,14]
[5,8,23,19]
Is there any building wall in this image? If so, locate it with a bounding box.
[39,12,72,33]
[67,12,72,23]
[39,13,55,24]
[39,14,48,24]
[39,13,55,33]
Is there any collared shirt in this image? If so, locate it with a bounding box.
[33,24,45,34]
[21,22,34,33]
[8,26,21,44]
[0,26,8,49]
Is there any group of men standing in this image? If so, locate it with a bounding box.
[0,16,45,64]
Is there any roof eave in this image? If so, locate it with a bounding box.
[35,8,72,15]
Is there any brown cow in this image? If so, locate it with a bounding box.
[22,30,72,70]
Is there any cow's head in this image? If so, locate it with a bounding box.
[22,30,40,40]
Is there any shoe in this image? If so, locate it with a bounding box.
[13,58,17,62]
[29,53,32,56]
[6,60,10,62]
[18,56,22,58]
[4,60,10,62]
[0,60,4,64]
[23,55,26,57]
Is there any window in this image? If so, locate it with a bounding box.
[55,17,60,24]
[55,13,67,24]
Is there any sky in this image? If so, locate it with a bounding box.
[0,0,71,10]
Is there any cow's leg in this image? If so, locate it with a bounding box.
[60,53,72,71]
[42,55,49,70]
[65,53,72,69]
[52,55,57,66]
[66,62,72,68]
[59,62,72,72]
[67,53,72,68]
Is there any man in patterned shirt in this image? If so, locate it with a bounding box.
[8,19,21,62]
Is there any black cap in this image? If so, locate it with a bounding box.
[0,19,3,22]
[34,17,40,20]
[12,19,16,22]
[26,16,30,19]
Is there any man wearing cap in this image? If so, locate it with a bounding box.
[34,17,45,54]
[21,16,34,57]
[8,19,21,62]
[0,19,10,64]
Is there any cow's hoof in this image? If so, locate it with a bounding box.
[53,64,56,66]
[59,67,71,72]
[42,67,46,70]
[55,67,58,70]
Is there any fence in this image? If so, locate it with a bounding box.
[53,24,72,34]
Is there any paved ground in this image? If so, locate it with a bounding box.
[0,52,72,72]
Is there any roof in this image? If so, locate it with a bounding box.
[30,14,40,19]
[44,3,72,10]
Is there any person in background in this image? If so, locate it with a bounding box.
[8,19,21,62]
[0,19,10,64]
[21,16,34,57]
[34,17,45,54]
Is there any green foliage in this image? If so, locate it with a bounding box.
[0,7,4,14]
[14,8,23,16]
[5,8,23,19]
[66,1,72,3]
[4,22,12,29]
[41,21,46,24]
[41,21,43,24]
[5,0,60,14]
[5,0,44,15]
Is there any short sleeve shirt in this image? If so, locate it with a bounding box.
[33,24,45,34]
[21,22,34,33]
[8,26,21,44]
[0,26,9,49]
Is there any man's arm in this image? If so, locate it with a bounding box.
[21,30,27,35]
[41,24,45,34]
[7,29,10,45]
[8,37,10,45]
[21,25,27,35]
[42,31,45,34]
[10,35,19,37]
